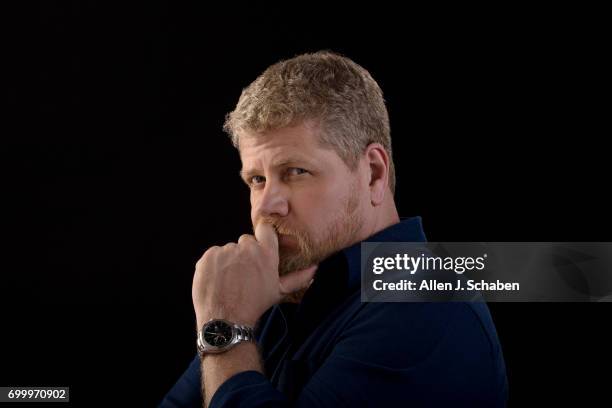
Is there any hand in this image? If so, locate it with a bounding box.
[192,222,318,328]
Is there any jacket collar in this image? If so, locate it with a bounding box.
[299,216,427,310]
[341,216,427,291]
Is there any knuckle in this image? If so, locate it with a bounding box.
[206,245,221,255]
[196,246,219,267]
[224,242,237,250]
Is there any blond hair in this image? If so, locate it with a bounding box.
[224,51,395,194]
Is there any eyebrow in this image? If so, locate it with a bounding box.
[239,168,258,183]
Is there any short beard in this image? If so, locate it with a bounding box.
[260,185,362,277]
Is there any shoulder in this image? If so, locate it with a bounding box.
[339,300,504,368]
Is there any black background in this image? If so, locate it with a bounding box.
[3,2,610,406]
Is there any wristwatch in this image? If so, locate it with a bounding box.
[196,318,255,355]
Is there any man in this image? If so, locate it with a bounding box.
[161,51,508,407]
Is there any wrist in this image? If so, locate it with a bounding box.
[197,308,258,329]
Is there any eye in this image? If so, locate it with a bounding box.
[249,175,266,186]
[287,168,308,177]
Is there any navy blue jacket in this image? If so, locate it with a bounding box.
[160,217,508,407]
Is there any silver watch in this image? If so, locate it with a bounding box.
[196,319,255,355]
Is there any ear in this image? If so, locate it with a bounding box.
[364,143,390,206]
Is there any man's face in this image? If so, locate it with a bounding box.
[239,122,366,276]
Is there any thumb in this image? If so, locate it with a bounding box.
[254,221,279,255]
[279,265,318,295]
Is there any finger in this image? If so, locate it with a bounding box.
[237,234,255,245]
[254,221,278,254]
[279,265,318,295]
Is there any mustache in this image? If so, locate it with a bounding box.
[255,218,300,237]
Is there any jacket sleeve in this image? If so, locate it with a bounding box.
[159,354,202,408]
[207,302,508,408]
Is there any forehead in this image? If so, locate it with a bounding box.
[238,122,337,167]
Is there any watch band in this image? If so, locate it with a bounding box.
[233,324,255,342]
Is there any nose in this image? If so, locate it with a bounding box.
[252,179,289,220]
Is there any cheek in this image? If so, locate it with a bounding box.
[250,194,258,223]
[297,182,350,217]
[286,190,328,228]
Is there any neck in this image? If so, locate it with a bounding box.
[364,193,400,242]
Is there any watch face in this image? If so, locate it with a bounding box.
[202,320,234,348]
